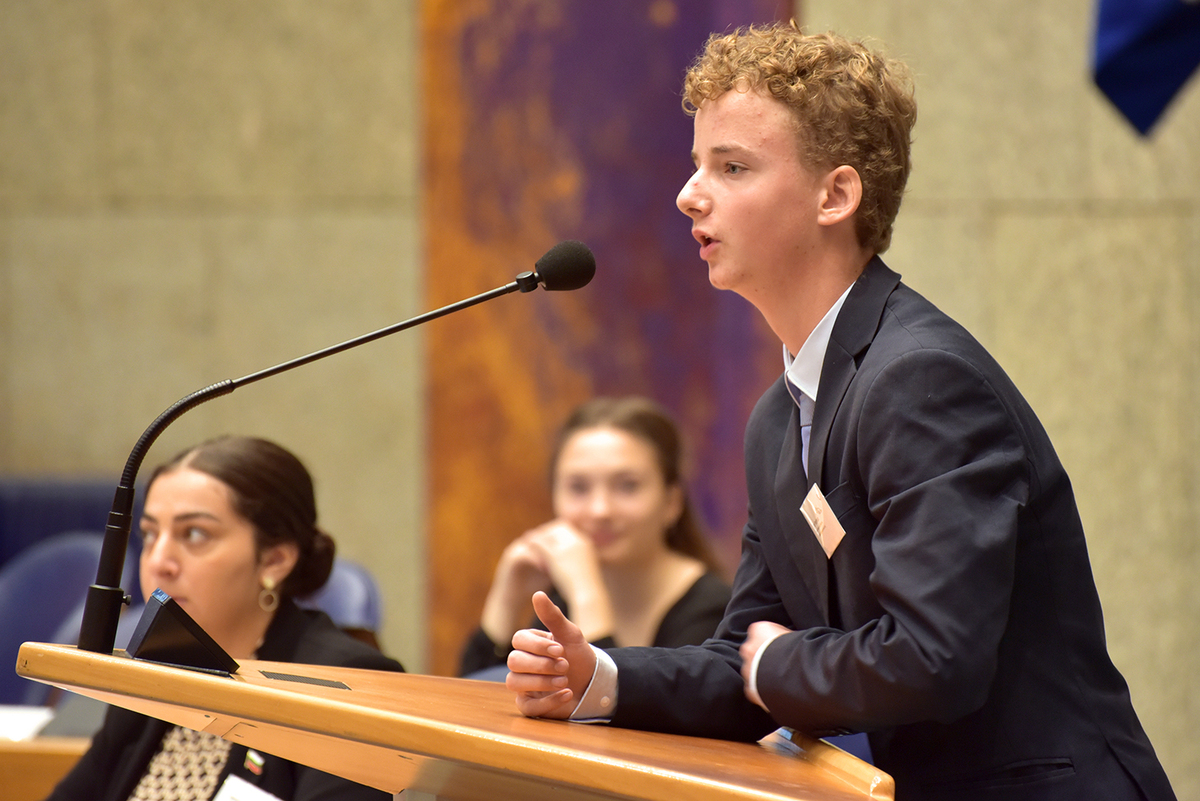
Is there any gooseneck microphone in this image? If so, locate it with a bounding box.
[77,241,595,654]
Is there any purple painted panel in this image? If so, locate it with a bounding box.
[454,1,786,558]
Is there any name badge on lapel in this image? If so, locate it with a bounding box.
[801,484,846,559]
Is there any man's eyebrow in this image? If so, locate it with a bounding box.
[693,143,751,160]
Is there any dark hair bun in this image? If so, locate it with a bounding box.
[287,529,335,598]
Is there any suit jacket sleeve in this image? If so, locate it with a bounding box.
[608,518,782,741]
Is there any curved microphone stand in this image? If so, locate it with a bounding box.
[78,243,594,654]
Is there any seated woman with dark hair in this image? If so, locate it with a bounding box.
[47,435,403,801]
[460,396,731,677]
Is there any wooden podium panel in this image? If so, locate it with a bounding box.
[17,642,892,800]
[0,735,90,801]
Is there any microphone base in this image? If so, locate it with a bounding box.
[78,584,129,654]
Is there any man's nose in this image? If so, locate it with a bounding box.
[677,171,707,218]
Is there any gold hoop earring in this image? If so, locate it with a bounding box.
[259,576,280,613]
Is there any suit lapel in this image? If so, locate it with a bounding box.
[774,397,829,622]
[810,257,902,492]
[768,259,900,630]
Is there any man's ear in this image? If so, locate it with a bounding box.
[817,165,862,227]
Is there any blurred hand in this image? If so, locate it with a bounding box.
[483,521,613,645]
[522,522,612,634]
[479,525,556,644]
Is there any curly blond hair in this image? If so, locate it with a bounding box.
[683,22,917,254]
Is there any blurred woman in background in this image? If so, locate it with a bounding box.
[460,396,730,677]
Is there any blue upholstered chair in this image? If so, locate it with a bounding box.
[0,530,139,705]
[0,479,126,568]
[298,558,385,649]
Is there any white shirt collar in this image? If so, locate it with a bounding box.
[783,284,853,402]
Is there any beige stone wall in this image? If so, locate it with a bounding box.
[3,0,1195,794]
[0,1,427,672]
[805,0,1199,794]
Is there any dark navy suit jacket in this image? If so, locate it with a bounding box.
[610,258,1174,800]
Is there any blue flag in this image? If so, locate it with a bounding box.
[1093,0,1200,134]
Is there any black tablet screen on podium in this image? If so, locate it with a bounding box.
[126,588,239,675]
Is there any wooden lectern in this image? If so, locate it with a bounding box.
[17,642,892,800]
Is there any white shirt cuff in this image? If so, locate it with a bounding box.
[568,645,617,722]
[746,629,786,711]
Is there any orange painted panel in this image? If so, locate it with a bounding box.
[422,1,785,675]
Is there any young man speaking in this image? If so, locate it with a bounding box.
[504,22,1175,801]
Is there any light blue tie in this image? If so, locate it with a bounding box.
[786,378,814,482]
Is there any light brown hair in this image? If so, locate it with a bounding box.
[683,21,917,254]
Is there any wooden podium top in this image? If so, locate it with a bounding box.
[17,642,891,800]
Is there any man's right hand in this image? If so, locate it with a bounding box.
[505,591,598,719]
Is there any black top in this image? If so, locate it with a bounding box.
[46,600,404,801]
[458,570,730,677]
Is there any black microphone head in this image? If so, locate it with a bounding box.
[535,240,595,291]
